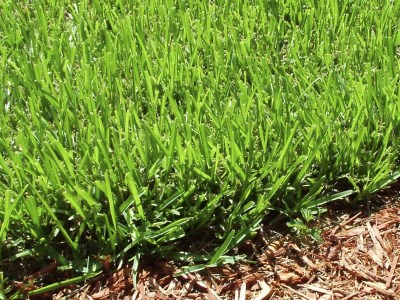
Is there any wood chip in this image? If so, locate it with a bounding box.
[386,255,399,288]
[342,261,377,282]
[254,281,272,300]
[289,243,318,269]
[302,255,318,270]
[372,223,389,253]
[364,281,396,297]
[366,222,385,267]
[340,212,362,227]
[299,284,334,296]
[149,277,167,295]
[281,283,315,300]
[367,249,383,268]
[239,281,246,300]
[319,295,333,300]
[340,292,358,300]
[276,271,302,284]
[137,281,145,299]
[51,199,400,300]
[166,278,177,291]
[130,290,139,300]
[357,234,365,252]
[339,227,365,238]
[207,285,221,300]
[326,244,341,260]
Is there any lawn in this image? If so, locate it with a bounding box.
[1,0,400,298]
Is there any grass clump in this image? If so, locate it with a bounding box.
[1,0,400,296]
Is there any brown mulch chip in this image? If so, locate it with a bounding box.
[27,186,400,299]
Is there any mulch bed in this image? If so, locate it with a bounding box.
[25,183,400,299]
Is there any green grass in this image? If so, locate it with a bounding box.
[1,0,400,297]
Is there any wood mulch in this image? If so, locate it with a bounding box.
[28,184,400,299]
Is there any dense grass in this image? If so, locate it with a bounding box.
[1,0,400,296]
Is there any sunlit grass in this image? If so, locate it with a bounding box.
[1,0,400,297]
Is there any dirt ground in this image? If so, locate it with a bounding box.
[26,181,400,300]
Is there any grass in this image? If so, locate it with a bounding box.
[1,0,400,297]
